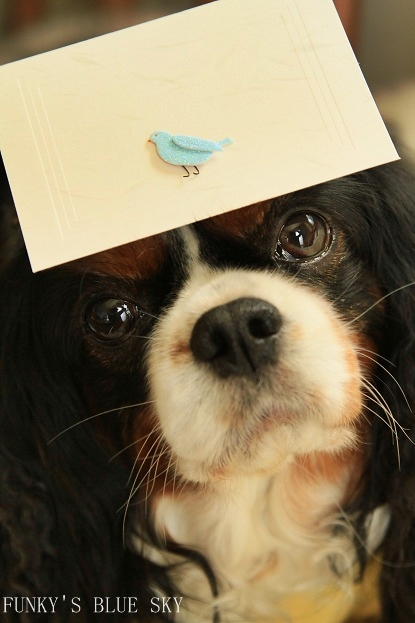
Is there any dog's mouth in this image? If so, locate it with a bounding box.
[256,405,296,428]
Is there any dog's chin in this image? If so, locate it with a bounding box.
[148,268,363,484]
[172,423,359,484]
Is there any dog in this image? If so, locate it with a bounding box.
[1,152,415,623]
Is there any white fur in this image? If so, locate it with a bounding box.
[147,479,389,622]
[140,234,379,621]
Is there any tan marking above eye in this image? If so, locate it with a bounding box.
[198,200,271,239]
[66,234,167,281]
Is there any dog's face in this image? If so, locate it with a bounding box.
[57,179,384,489]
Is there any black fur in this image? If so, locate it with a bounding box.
[0,157,179,621]
[1,152,415,623]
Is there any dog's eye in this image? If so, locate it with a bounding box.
[275,212,332,262]
[84,298,142,342]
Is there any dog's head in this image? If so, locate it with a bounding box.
[1,156,415,621]
[43,170,395,486]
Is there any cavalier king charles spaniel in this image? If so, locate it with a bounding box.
[1,153,415,623]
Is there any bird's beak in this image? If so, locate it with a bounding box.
[147,138,151,142]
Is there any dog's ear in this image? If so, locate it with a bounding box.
[351,159,415,622]
[0,193,177,618]
[376,160,415,623]
[366,159,415,406]
[0,154,25,274]
[0,272,173,620]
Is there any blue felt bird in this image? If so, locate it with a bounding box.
[149,131,233,177]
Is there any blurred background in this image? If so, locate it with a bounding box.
[0,0,414,153]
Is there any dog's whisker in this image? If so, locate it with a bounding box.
[362,378,398,420]
[171,457,181,499]
[162,453,176,502]
[119,441,163,541]
[362,397,401,468]
[363,396,400,442]
[362,379,398,431]
[145,459,169,507]
[126,449,169,519]
[144,439,166,511]
[126,438,166,503]
[142,310,160,322]
[133,452,168,461]
[358,347,397,368]
[127,432,164,486]
[163,471,179,498]
[109,432,154,463]
[362,383,400,440]
[175,475,191,504]
[130,334,155,341]
[347,281,415,326]
[48,399,155,444]
[358,349,411,411]
[362,376,413,443]
[330,268,362,308]
[120,436,162,545]
[109,423,163,463]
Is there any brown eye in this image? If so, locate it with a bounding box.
[275,212,332,262]
[85,298,142,342]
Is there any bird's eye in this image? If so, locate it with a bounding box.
[275,212,332,262]
[84,298,142,342]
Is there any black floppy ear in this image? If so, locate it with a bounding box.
[364,158,415,440]
[0,275,173,621]
[0,154,25,273]
[352,159,415,622]
[0,183,177,619]
[377,162,415,623]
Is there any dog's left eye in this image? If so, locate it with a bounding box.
[84,298,142,342]
[275,212,332,262]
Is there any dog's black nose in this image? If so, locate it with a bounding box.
[190,297,282,378]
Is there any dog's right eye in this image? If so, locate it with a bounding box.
[84,298,143,342]
[275,212,332,262]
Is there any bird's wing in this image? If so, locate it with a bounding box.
[172,135,223,152]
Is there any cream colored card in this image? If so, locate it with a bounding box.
[0,0,398,272]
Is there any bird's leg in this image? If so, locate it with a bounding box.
[182,166,190,177]
[193,166,200,176]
